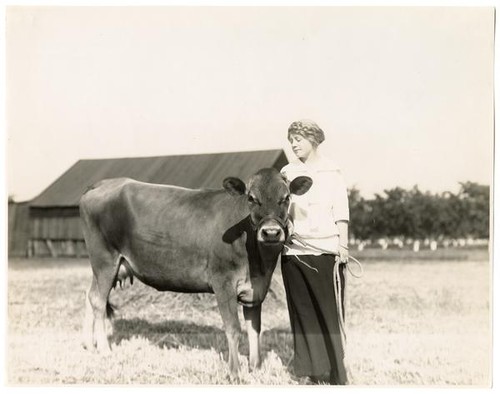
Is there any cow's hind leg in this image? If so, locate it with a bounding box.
[83,250,120,353]
[82,284,95,350]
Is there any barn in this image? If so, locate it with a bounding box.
[8,200,30,258]
[19,150,288,258]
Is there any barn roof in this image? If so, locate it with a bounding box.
[29,150,288,208]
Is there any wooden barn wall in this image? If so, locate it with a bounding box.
[29,207,88,258]
[8,202,30,257]
[29,239,88,258]
[30,207,83,239]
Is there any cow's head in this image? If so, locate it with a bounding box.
[223,168,312,245]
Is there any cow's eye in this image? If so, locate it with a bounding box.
[248,195,261,206]
[279,195,290,205]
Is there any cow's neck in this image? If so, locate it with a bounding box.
[257,242,282,266]
[243,220,281,276]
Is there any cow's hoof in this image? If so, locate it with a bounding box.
[96,343,112,355]
[294,376,319,385]
[227,374,240,385]
[248,361,261,372]
[99,349,112,356]
[81,339,95,351]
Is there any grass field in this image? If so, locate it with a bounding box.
[6,248,491,386]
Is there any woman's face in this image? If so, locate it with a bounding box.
[289,133,316,160]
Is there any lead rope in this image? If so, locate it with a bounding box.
[333,256,363,349]
[285,234,364,360]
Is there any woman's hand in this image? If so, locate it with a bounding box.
[338,244,349,264]
[336,220,349,263]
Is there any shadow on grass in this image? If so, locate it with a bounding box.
[112,318,228,352]
[261,328,294,371]
[111,318,294,368]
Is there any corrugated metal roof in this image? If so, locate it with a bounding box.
[30,150,288,207]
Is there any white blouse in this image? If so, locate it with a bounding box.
[281,156,349,255]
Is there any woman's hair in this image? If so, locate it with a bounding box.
[287,119,325,146]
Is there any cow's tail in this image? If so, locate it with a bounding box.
[81,182,100,198]
[106,302,116,320]
[80,179,110,199]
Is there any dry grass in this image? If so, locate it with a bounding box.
[6,248,491,386]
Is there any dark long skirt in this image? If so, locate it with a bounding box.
[281,253,348,384]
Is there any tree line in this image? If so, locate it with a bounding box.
[348,182,490,242]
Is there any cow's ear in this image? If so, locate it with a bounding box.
[223,177,247,196]
[290,176,313,196]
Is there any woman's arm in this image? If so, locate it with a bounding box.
[336,220,349,263]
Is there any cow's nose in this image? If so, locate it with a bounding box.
[262,228,280,238]
[260,227,283,243]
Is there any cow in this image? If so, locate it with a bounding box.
[79,168,312,377]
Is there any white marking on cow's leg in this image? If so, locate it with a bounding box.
[90,254,122,354]
[82,287,95,350]
[105,316,114,337]
[94,315,111,354]
[243,304,262,371]
[92,290,111,353]
[87,274,113,354]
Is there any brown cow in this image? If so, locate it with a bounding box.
[79,168,312,377]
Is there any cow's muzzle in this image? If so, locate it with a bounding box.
[256,215,289,245]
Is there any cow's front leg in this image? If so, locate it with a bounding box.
[214,285,241,379]
[243,304,261,371]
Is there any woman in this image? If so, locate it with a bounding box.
[281,119,350,385]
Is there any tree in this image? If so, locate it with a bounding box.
[346,182,490,242]
[376,187,414,238]
[348,187,373,240]
[457,182,490,238]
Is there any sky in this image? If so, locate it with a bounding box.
[4,5,495,201]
